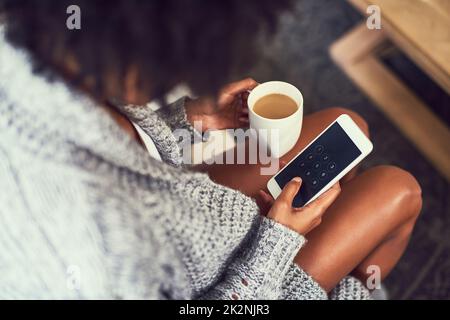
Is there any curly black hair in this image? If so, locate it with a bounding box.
[0,0,292,102]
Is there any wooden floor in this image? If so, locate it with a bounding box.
[330,0,450,181]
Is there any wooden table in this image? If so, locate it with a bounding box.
[330,0,450,181]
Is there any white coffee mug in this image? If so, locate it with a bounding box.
[248,81,303,158]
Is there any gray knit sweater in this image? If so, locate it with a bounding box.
[0,31,371,299]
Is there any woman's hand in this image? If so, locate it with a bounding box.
[259,178,341,235]
[185,78,258,132]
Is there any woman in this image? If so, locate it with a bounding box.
[0,1,421,299]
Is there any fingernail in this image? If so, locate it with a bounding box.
[292,177,302,183]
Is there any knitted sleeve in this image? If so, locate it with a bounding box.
[116,96,202,167]
[155,96,203,142]
[329,276,373,300]
[199,217,307,300]
[280,264,373,300]
[280,264,328,299]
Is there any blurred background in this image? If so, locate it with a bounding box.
[249,0,450,299]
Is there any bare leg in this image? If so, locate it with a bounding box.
[294,165,422,292]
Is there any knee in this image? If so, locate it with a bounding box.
[325,107,370,138]
[368,165,423,220]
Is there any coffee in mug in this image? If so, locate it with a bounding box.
[253,93,298,119]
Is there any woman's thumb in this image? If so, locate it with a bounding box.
[279,177,302,204]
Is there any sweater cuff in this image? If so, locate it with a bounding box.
[281,263,328,300]
[229,217,306,299]
[155,96,204,142]
[329,276,373,300]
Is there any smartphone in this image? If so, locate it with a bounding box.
[267,114,373,207]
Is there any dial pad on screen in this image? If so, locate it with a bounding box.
[297,145,337,191]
